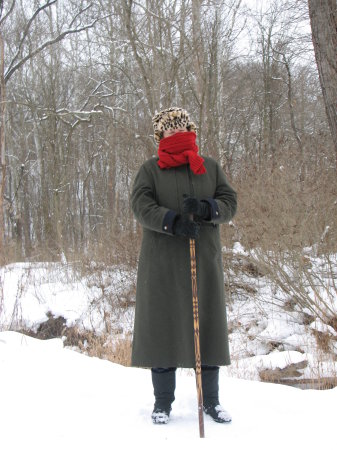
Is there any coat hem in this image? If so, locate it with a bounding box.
[131,359,231,369]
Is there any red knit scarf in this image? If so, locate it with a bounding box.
[157,131,206,175]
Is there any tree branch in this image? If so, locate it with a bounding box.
[0,0,16,27]
[69,2,93,28]
[5,0,57,77]
[5,19,98,83]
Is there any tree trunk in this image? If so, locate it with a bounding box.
[0,32,5,263]
[308,0,337,165]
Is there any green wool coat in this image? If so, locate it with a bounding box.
[131,156,237,368]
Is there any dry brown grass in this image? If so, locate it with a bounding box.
[20,316,133,367]
[62,325,132,367]
[78,333,132,367]
[233,151,337,253]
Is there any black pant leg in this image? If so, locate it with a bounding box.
[151,367,176,410]
[201,365,219,407]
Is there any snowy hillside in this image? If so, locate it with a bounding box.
[0,331,336,449]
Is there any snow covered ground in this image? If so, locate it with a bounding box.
[1,331,336,450]
[0,250,336,447]
[1,245,337,385]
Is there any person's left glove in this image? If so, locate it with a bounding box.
[173,215,200,238]
[183,196,211,220]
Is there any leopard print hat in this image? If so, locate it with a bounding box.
[152,107,197,144]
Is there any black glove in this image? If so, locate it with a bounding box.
[183,196,211,220]
[173,215,200,238]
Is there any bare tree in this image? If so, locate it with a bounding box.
[2,0,335,263]
[0,0,98,260]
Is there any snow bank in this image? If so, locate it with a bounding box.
[0,262,135,334]
[1,256,337,384]
[0,331,336,449]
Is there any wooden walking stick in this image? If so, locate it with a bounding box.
[189,224,205,438]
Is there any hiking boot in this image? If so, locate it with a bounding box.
[203,403,232,423]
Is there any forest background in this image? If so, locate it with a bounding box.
[0,0,336,378]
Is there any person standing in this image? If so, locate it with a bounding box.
[131,107,237,424]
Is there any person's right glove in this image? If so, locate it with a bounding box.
[173,215,200,239]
